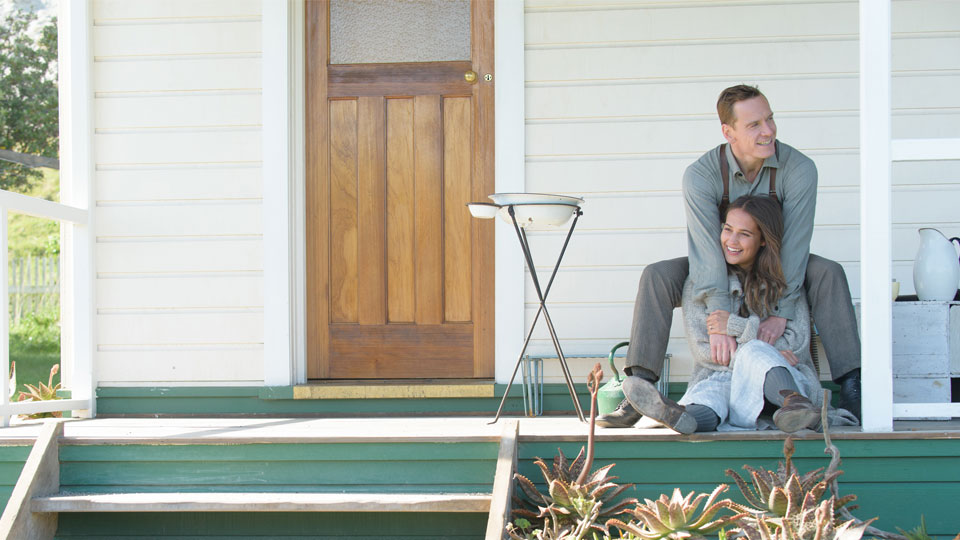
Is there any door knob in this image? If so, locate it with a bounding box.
[464,70,478,84]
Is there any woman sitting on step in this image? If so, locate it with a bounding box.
[678,195,856,432]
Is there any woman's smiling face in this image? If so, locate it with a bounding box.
[721,207,764,269]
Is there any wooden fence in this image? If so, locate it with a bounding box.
[8,256,59,324]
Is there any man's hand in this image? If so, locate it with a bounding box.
[709,333,737,366]
[706,310,730,335]
[779,350,800,366]
[758,316,787,345]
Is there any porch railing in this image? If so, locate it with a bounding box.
[0,189,89,426]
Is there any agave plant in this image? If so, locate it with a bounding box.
[726,437,856,522]
[509,364,637,539]
[17,363,61,418]
[607,484,747,540]
[734,494,874,540]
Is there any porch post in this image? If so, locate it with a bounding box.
[494,0,526,383]
[263,0,307,385]
[859,0,894,432]
[59,0,96,418]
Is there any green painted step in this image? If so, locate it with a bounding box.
[517,438,960,537]
[34,492,492,513]
[0,444,32,515]
[59,442,499,494]
[53,511,488,539]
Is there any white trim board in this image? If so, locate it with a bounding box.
[494,0,526,384]
[262,0,306,385]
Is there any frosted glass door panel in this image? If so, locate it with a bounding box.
[330,0,470,64]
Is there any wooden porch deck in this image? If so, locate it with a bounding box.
[0,417,958,538]
[0,416,958,443]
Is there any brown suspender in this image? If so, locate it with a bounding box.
[718,142,779,219]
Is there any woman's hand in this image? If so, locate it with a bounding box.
[706,310,730,335]
[779,350,800,366]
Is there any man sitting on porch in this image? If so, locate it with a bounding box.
[598,84,862,433]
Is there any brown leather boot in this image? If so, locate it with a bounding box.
[773,392,820,433]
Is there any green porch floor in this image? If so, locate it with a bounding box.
[1,417,958,538]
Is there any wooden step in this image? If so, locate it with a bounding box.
[32,492,492,513]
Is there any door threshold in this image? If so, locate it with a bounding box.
[293,380,495,399]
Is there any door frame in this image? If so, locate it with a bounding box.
[304,0,496,380]
[260,0,524,385]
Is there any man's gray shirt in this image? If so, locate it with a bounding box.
[682,141,817,321]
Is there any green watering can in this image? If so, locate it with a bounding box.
[598,341,630,416]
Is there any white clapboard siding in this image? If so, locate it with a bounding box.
[522,0,960,377]
[94,57,262,94]
[97,275,263,310]
[97,165,262,202]
[97,348,264,384]
[94,22,261,58]
[97,311,263,346]
[94,129,261,165]
[96,203,261,238]
[97,240,263,274]
[92,0,264,385]
[527,37,959,82]
[93,0,261,21]
[96,94,262,130]
[525,2,859,43]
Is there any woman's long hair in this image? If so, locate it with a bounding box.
[724,196,786,318]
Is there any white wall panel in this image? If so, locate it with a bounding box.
[93,0,261,20]
[97,240,263,273]
[94,58,261,94]
[94,129,261,165]
[97,275,263,309]
[526,3,858,44]
[94,22,261,57]
[91,0,264,385]
[97,311,263,345]
[96,203,261,237]
[96,94,261,129]
[97,166,262,202]
[526,41,860,82]
[522,0,960,379]
[97,348,264,384]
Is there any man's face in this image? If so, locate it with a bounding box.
[722,96,777,164]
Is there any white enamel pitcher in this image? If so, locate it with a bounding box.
[913,228,960,301]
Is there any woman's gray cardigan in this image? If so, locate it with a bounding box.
[681,274,816,391]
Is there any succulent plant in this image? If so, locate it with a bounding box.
[510,364,637,539]
[606,484,747,540]
[726,437,856,521]
[734,494,874,540]
[17,363,61,418]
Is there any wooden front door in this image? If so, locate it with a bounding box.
[305,0,494,379]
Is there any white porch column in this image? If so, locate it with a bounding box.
[59,0,96,417]
[262,0,307,385]
[494,0,526,383]
[859,0,894,432]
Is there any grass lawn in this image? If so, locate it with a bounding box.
[10,336,60,398]
[7,168,62,399]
